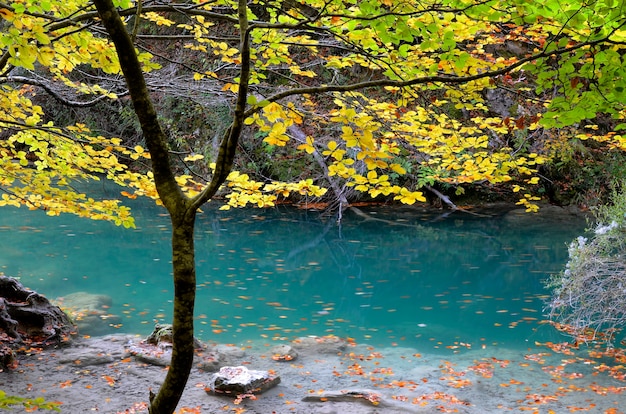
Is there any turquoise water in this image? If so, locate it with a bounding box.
[0,198,587,352]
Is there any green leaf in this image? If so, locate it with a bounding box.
[398,44,410,58]
[454,51,470,70]
[13,3,25,13]
[112,0,133,8]
[441,30,456,51]
[40,0,52,11]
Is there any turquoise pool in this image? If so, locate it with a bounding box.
[0,198,587,352]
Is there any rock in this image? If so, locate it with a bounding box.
[58,349,116,367]
[55,291,120,336]
[212,343,245,358]
[485,88,517,118]
[0,346,17,371]
[124,325,205,367]
[56,291,112,311]
[125,341,172,367]
[195,350,223,372]
[291,335,346,354]
[0,276,76,352]
[270,344,298,362]
[195,344,247,372]
[144,324,204,349]
[145,323,174,348]
[206,366,281,395]
[57,334,131,367]
[302,389,384,406]
[301,389,422,411]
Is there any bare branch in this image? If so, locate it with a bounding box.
[1,76,111,107]
[244,34,621,118]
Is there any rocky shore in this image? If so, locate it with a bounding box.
[3,331,626,413]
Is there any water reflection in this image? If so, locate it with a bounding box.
[0,201,587,351]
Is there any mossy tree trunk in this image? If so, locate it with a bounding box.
[148,213,197,413]
[93,1,250,413]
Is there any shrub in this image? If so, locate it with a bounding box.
[546,182,626,345]
[0,390,61,412]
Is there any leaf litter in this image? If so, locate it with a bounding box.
[1,331,626,413]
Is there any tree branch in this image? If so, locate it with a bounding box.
[1,76,111,107]
[244,34,621,118]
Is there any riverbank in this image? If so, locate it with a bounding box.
[1,333,625,413]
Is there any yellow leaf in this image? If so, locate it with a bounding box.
[394,189,426,205]
[360,129,375,150]
[390,163,406,175]
[0,8,14,20]
[38,47,55,66]
[184,154,204,162]
[263,103,285,123]
[296,136,316,154]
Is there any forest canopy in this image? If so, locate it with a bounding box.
[1,0,626,221]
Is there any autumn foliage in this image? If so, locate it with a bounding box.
[3,0,626,413]
[1,0,625,219]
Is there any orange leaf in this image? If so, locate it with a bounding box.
[103,375,116,386]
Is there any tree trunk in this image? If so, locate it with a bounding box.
[148,210,197,414]
[93,1,250,412]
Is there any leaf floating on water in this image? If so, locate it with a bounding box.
[264,302,282,307]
